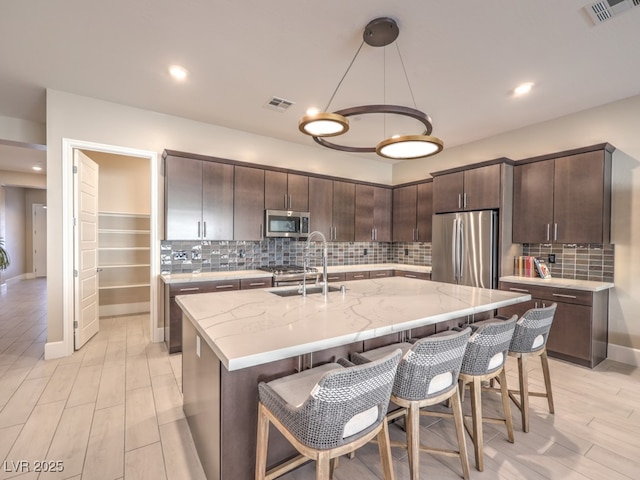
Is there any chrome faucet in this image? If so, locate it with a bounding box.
[303,231,328,298]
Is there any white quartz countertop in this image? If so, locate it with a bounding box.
[176,276,530,371]
[499,275,614,292]
[160,264,431,284]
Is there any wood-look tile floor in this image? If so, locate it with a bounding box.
[1,278,640,479]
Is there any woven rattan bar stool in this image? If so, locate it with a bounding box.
[458,316,517,472]
[255,349,402,480]
[351,328,473,480]
[506,303,557,432]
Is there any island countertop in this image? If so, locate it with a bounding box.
[176,276,531,371]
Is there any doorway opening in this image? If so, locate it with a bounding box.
[61,139,159,355]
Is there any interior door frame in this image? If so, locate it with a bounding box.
[61,138,160,356]
[32,203,47,277]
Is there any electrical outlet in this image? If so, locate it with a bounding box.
[548,254,556,264]
[363,248,368,256]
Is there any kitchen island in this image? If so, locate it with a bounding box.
[177,276,531,479]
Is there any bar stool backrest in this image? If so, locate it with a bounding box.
[509,303,557,353]
[258,349,401,450]
[460,316,517,376]
[394,328,472,401]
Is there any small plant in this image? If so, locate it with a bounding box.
[0,237,9,271]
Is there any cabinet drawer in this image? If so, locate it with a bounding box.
[325,272,346,283]
[345,271,370,281]
[394,270,430,280]
[370,270,394,279]
[499,281,592,306]
[170,279,241,296]
[240,278,272,290]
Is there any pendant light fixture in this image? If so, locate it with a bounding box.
[298,17,443,160]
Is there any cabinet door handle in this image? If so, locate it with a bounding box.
[260,223,264,240]
[463,193,468,209]
[197,221,201,238]
[405,274,417,278]
[249,282,266,286]
[554,223,558,241]
[179,287,200,292]
[284,193,288,209]
[508,287,530,293]
[458,193,462,209]
[353,274,365,278]
[546,224,550,242]
[203,221,207,238]
[215,284,236,289]
[375,273,387,277]
[289,194,292,210]
[416,228,419,241]
[552,293,577,299]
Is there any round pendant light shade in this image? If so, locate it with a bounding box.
[298,112,349,137]
[376,135,444,160]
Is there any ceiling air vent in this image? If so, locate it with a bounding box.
[585,0,640,24]
[264,96,295,112]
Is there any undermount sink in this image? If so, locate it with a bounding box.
[270,285,341,297]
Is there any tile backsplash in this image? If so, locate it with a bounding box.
[161,239,432,274]
[161,239,613,283]
[521,243,614,282]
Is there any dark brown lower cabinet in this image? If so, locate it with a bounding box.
[165,277,271,353]
[498,281,609,368]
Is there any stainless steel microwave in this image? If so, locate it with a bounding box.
[265,210,310,238]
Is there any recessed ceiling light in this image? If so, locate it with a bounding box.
[169,65,188,81]
[514,82,534,96]
[32,166,42,171]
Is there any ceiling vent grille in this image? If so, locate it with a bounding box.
[264,96,295,112]
[585,0,640,24]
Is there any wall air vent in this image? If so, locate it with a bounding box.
[585,0,640,24]
[264,96,295,112]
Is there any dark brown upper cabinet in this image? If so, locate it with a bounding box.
[432,163,501,213]
[332,181,355,241]
[392,181,433,242]
[307,178,356,241]
[233,166,265,240]
[512,144,613,244]
[355,185,392,242]
[165,154,233,240]
[264,171,309,211]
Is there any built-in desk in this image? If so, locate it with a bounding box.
[177,276,531,479]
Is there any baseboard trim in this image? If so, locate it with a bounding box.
[44,340,69,360]
[608,343,640,367]
[99,302,150,317]
[153,327,165,344]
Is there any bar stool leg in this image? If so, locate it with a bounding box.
[255,403,270,480]
[469,377,484,471]
[541,350,555,414]
[377,420,396,480]
[316,451,331,480]
[498,369,515,442]
[406,402,420,480]
[518,355,530,433]
[450,385,471,480]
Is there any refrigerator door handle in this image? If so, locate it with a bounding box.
[451,218,458,282]
[458,220,464,282]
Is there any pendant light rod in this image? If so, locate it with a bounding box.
[323,40,365,111]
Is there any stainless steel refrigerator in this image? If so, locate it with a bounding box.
[431,210,498,289]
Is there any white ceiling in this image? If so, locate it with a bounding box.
[1,0,639,173]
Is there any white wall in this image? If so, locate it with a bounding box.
[395,94,640,357]
[2,186,26,281]
[46,89,640,361]
[0,115,46,145]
